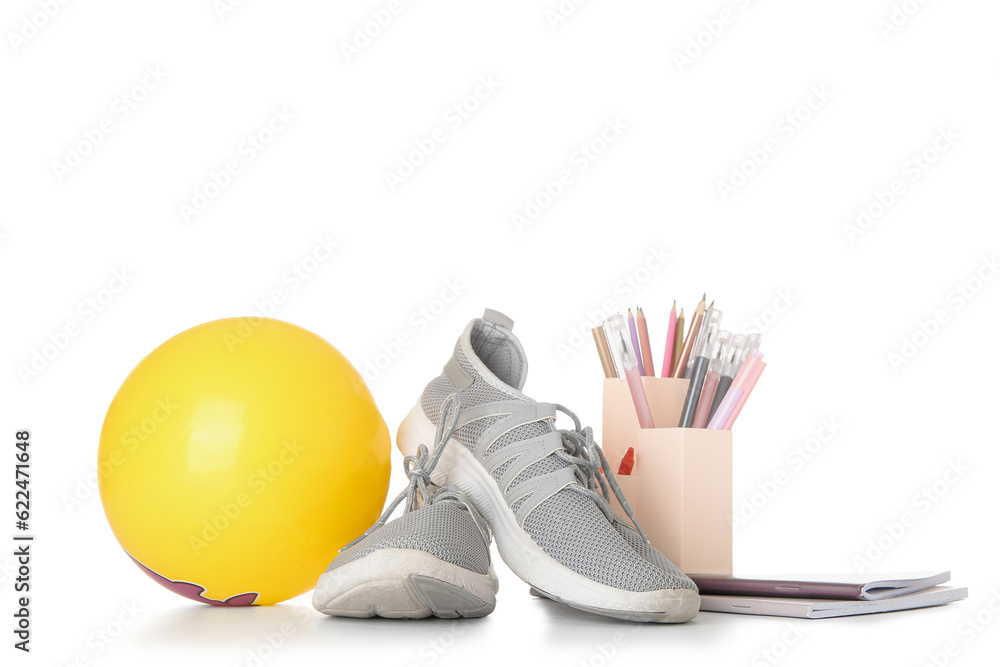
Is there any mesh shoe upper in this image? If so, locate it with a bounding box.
[612,517,691,583]
[328,500,491,575]
[420,312,696,594]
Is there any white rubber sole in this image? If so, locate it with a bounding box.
[397,403,700,623]
[313,548,499,619]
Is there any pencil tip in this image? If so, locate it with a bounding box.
[708,300,715,308]
[671,300,676,311]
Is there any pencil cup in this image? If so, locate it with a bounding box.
[602,378,733,575]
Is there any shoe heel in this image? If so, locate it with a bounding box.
[396,402,436,459]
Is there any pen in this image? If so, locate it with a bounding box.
[708,333,748,421]
[707,351,763,430]
[678,308,723,427]
[723,353,766,430]
[692,371,720,428]
[692,330,731,428]
[627,309,645,376]
[604,314,656,429]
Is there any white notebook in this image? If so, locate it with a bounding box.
[699,586,968,619]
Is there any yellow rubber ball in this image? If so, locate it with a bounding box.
[98,318,390,606]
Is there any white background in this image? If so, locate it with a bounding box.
[2,1,999,665]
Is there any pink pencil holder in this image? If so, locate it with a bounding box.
[602,377,733,575]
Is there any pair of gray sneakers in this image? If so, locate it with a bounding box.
[312,309,699,622]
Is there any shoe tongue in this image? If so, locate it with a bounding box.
[469,309,528,392]
[482,308,514,330]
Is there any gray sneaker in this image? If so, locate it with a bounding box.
[397,309,699,622]
[313,396,498,619]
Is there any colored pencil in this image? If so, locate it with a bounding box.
[660,301,677,377]
[592,326,617,379]
[671,308,685,375]
[671,294,706,379]
[636,307,655,377]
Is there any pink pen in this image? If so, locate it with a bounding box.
[691,330,730,428]
[604,314,656,429]
[692,371,720,428]
[723,355,766,430]
[627,309,645,376]
[707,352,762,430]
[707,386,743,430]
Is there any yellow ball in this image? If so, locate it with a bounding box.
[98,318,390,606]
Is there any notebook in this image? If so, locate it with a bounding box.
[689,571,951,601]
[699,586,968,619]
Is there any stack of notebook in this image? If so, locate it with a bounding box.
[689,572,967,619]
